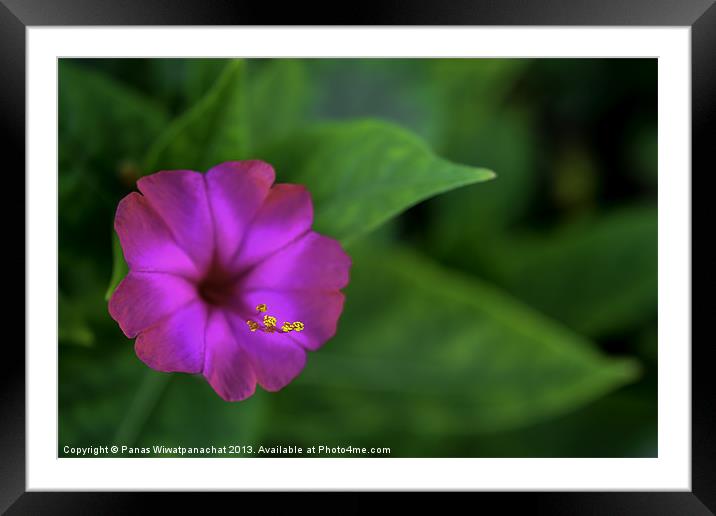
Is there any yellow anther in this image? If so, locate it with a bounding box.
[249,311,302,337]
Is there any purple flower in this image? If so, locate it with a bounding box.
[108,161,351,401]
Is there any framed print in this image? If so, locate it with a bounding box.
[4,0,712,512]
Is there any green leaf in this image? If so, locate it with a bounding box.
[105,233,128,301]
[264,245,639,448]
[259,119,495,244]
[67,241,643,456]
[108,72,495,295]
[276,61,533,246]
[489,206,657,337]
[143,59,250,173]
[62,245,639,456]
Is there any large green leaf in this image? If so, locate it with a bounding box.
[489,206,657,337]
[143,59,250,173]
[63,244,639,456]
[259,119,495,244]
[260,245,639,449]
[109,117,493,296]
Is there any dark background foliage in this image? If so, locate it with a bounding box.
[59,58,657,457]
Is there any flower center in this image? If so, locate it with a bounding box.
[197,262,236,306]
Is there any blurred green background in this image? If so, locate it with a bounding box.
[59,58,657,458]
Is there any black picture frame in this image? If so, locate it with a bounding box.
[3,0,711,512]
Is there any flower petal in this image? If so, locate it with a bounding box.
[225,312,307,391]
[108,271,198,338]
[134,300,207,374]
[232,290,346,351]
[137,170,213,272]
[114,192,199,278]
[205,161,275,267]
[241,231,351,291]
[233,184,313,270]
[202,309,257,401]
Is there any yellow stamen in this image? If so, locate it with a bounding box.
[250,304,305,336]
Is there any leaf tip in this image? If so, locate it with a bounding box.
[483,169,498,181]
